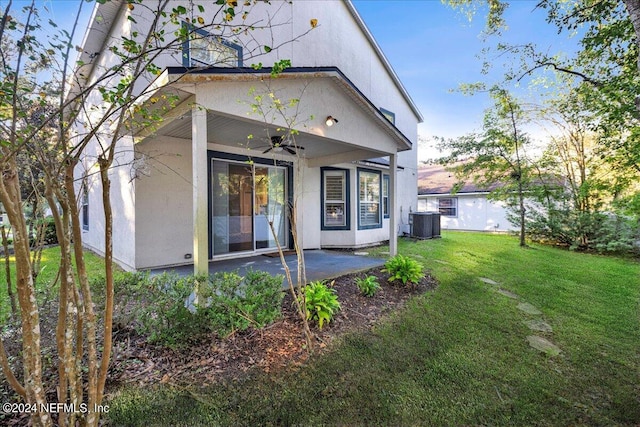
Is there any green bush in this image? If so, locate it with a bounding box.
[42,217,58,245]
[383,254,424,285]
[135,273,205,348]
[199,269,284,337]
[355,275,380,297]
[302,281,341,329]
[108,269,283,347]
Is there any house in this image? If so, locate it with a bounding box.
[417,164,516,232]
[74,1,422,274]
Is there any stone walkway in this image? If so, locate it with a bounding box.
[478,277,562,357]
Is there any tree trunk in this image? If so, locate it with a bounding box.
[518,180,527,247]
[0,159,51,427]
[623,0,640,112]
[1,225,18,318]
[92,159,115,426]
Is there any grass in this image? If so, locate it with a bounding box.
[18,233,640,426]
[105,232,640,426]
[0,246,106,320]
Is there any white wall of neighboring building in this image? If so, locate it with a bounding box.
[418,194,516,232]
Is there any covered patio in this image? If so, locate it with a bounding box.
[130,67,408,274]
[150,249,386,287]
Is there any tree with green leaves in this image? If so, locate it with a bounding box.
[438,88,534,247]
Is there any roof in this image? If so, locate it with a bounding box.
[417,163,499,195]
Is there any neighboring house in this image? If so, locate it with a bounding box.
[417,164,516,232]
[74,1,422,273]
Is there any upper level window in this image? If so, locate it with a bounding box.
[380,108,395,125]
[358,168,381,229]
[438,197,457,217]
[321,168,350,230]
[182,24,243,67]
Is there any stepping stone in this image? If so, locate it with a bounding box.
[527,335,561,356]
[353,252,369,256]
[524,319,553,333]
[479,277,499,285]
[497,289,519,299]
[517,302,542,316]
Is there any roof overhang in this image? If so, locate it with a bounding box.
[128,67,414,167]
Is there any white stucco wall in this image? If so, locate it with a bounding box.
[134,136,194,269]
[418,194,516,232]
[77,136,137,271]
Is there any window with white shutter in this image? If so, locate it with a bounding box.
[321,168,350,230]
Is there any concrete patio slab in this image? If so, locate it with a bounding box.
[149,249,386,287]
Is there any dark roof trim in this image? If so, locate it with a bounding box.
[354,157,405,170]
[165,66,413,150]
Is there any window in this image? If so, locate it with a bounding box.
[82,180,89,231]
[380,108,395,125]
[358,169,381,229]
[182,24,243,67]
[321,168,349,230]
[438,197,457,217]
[383,174,390,218]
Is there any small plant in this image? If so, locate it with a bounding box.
[355,275,380,297]
[383,254,424,285]
[302,281,341,329]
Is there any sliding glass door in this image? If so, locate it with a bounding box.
[211,159,287,256]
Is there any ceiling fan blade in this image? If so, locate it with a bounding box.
[263,147,273,154]
[284,147,297,155]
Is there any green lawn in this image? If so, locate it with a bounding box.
[24,233,640,426]
[106,232,640,426]
[0,247,106,320]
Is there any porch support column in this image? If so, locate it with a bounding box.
[192,104,209,276]
[389,152,398,256]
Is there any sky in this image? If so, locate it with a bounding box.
[351,0,582,159]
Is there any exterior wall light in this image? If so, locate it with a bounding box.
[325,116,339,127]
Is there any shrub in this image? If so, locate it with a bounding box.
[383,254,424,285]
[302,281,340,329]
[132,273,205,348]
[199,269,284,337]
[110,269,284,347]
[120,273,206,348]
[355,275,380,297]
[42,217,58,245]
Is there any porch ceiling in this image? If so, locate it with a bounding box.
[157,110,384,160]
[130,67,412,166]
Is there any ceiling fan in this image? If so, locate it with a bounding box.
[260,135,305,156]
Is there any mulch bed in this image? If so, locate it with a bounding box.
[107,267,437,389]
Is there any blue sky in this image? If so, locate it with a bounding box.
[352,1,581,158]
